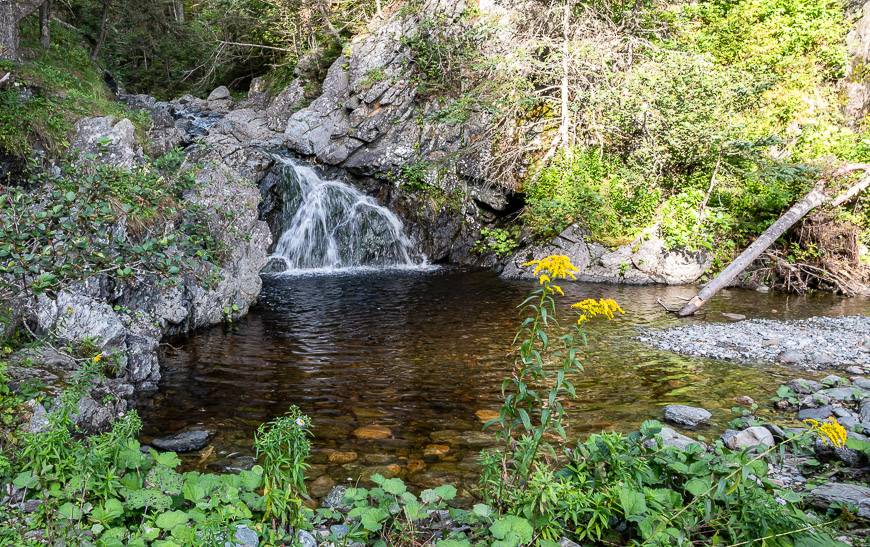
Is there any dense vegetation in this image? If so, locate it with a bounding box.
[1,256,860,545]
[1,1,869,545]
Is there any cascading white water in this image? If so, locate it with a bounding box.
[268,157,425,272]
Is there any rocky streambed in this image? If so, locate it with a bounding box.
[638,315,870,371]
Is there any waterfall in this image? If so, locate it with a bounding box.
[267,157,426,273]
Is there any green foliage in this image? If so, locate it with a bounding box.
[526,148,660,244]
[474,227,519,258]
[402,10,490,95]
[254,405,311,527]
[0,23,148,159]
[0,157,223,300]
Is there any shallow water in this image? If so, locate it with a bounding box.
[136,269,870,494]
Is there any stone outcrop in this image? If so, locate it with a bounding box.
[502,225,711,284]
[24,91,276,430]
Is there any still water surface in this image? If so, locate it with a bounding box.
[136,269,870,493]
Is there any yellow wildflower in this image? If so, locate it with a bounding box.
[571,298,625,325]
[548,284,564,296]
[93,353,103,363]
[803,417,847,449]
[523,255,578,281]
[539,274,551,285]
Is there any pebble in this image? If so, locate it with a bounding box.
[638,316,870,369]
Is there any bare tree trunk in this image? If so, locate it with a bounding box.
[559,1,571,156]
[0,0,45,60]
[39,0,50,49]
[91,0,111,61]
[678,164,870,316]
[173,0,184,24]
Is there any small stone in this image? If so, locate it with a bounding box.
[309,475,336,498]
[818,387,864,402]
[723,427,774,450]
[475,409,500,423]
[296,530,317,547]
[323,486,348,509]
[330,525,349,539]
[26,400,49,433]
[230,525,259,547]
[846,366,864,375]
[861,401,870,423]
[353,425,392,440]
[560,539,581,547]
[151,427,211,452]
[734,395,755,407]
[852,378,870,390]
[663,405,712,427]
[799,393,831,408]
[788,378,821,395]
[326,450,358,464]
[424,444,450,459]
[797,406,834,421]
[721,313,746,322]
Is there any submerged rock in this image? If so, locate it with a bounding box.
[151,428,212,452]
[353,425,392,440]
[662,405,711,428]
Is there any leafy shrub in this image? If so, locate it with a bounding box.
[474,227,519,257]
[0,157,222,300]
[525,148,660,244]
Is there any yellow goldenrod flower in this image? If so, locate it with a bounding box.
[548,284,564,296]
[539,274,551,285]
[571,298,625,325]
[804,417,847,449]
[523,255,578,281]
[93,354,103,363]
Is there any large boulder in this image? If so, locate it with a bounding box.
[71,116,141,169]
[502,225,711,284]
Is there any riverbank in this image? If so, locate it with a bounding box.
[638,315,870,371]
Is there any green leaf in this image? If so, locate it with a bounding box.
[361,507,388,532]
[472,503,494,518]
[58,502,83,520]
[433,484,457,502]
[154,451,181,469]
[685,478,710,497]
[155,510,189,530]
[64,191,76,202]
[437,540,472,547]
[618,487,647,520]
[12,471,38,489]
[489,515,533,546]
[382,477,407,496]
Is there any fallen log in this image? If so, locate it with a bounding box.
[678,164,870,316]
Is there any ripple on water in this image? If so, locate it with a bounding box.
[136,268,870,492]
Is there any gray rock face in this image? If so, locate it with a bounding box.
[296,530,317,547]
[26,400,49,433]
[818,387,866,402]
[809,483,870,520]
[501,225,711,285]
[663,405,712,427]
[71,116,140,169]
[151,428,212,452]
[722,427,775,450]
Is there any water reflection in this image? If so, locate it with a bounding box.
[136,269,870,492]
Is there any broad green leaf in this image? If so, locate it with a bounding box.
[155,510,189,530]
[59,502,83,520]
[382,477,407,496]
[685,478,710,497]
[618,487,647,520]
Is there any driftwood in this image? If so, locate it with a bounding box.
[678,164,870,316]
